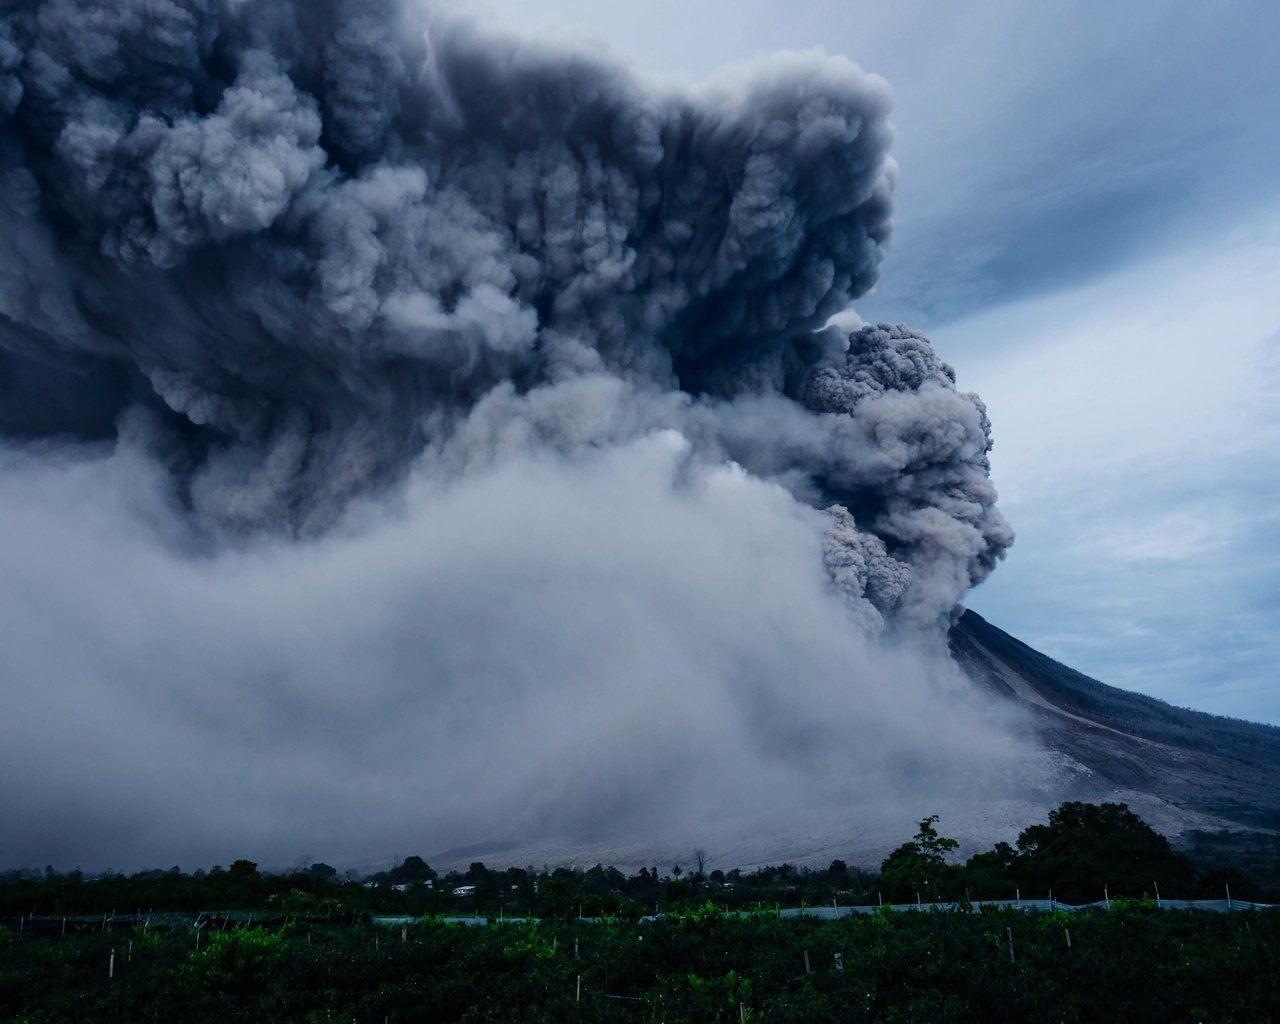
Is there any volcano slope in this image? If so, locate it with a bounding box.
[951,609,1280,875]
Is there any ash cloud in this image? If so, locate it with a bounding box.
[0,0,1035,869]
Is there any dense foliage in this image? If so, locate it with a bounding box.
[2,803,1277,1021]
[3,803,1269,925]
[2,904,1278,1022]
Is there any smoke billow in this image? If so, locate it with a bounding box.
[0,0,1038,870]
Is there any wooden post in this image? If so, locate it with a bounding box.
[401,923,407,942]
[1226,882,1232,909]
[128,940,132,963]
[1154,881,1161,907]
[804,949,811,974]
[576,975,581,1003]
[574,936,579,960]
[109,948,115,980]
[62,917,66,936]
[1006,927,1015,964]
[1064,928,1071,950]
[1104,885,1110,910]
[739,1002,746,1023]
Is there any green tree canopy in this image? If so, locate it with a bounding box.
[389,856,436,883]
[879,815,960,902]
[1014,801,1193,903]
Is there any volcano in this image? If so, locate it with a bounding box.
[951,610,1280,877]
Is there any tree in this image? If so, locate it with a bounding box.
[306,862,337,882]
[1013,801,1193,903]
[963,842,1017,900]
[389,856,436,884]
[879,815,960,902]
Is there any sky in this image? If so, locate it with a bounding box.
[464,0,1280,724]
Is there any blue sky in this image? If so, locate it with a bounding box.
[466,0,1280,723]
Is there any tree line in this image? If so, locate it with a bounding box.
[1,802,1273,923]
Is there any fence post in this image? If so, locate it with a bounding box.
[804,950,811,974]
[1007,927,1015,964]
[109,948,115,980]
[1064,928,1071,950]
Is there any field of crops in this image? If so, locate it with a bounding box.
[3,902,1277,1023]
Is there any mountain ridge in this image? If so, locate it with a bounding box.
[950,608,1280,839]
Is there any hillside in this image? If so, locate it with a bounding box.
[950,609,1280,873]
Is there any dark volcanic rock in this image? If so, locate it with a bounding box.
[950,609,1280,843]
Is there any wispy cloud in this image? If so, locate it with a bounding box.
[951,213,1280,722]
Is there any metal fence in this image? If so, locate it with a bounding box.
[5,896,1274,936]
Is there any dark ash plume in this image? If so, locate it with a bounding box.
[0,0,1045,873]
[0,0,1003,633]
[802,324,1014,630]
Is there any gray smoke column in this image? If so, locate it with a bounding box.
[0,0,1032,869]
[0,0,1008,632]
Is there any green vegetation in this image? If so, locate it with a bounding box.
[2,906,1278,1022]
[2,803,1277,1021]
[3,803,1265,924]
[879,815,960,903]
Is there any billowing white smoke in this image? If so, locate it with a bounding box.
[0,0,1038,869]
[0,431,1037,869]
